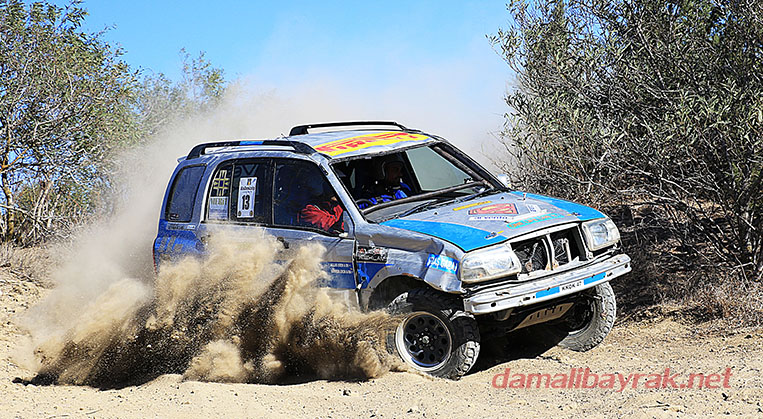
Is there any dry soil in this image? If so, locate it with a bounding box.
[1,269,761,418]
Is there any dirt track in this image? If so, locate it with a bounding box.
[1,270,761,418]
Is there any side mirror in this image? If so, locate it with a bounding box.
[496,174,512,188]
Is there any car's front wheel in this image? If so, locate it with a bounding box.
[386,288,480,379]
[557,282,617,351]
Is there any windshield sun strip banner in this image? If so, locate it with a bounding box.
[314,132,430,156]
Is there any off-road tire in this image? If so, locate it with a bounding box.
[386,288,480,379]
[558,282,617,352]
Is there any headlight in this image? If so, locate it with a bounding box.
[460,245,521,283]
[581,218,620,251]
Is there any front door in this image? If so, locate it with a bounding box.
[194,157,359,309]
[267,159,358,309]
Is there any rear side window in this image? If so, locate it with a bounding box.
[166,165,205,222]
[205,159,271,224]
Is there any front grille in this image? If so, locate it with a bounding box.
[510,227,584,275]
[513,238,549,274]
[552,236,570,265]
[551,229,581,268]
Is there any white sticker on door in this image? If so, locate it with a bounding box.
[208,196,229,220]
[237,177,257,218]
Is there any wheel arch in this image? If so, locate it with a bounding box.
[366,274,425,311]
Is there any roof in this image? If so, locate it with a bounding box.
[186,129,438,161]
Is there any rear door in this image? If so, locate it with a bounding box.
[194,157,272,247]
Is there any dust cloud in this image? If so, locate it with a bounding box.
[22,229,401,388]
[14,81,492,387]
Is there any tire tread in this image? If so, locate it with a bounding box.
[388,288,480,379]
[558,282,617,352]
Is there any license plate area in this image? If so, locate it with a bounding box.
[560,279,583,292]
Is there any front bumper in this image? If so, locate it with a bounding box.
[462,254,631,314]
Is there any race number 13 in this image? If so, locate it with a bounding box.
[237,177,257,218]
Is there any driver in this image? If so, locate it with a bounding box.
[359,155,412,207]
[298,177,344,233]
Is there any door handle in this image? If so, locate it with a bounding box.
[276,237,289,249]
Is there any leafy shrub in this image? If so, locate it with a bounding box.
[491,0,763,320]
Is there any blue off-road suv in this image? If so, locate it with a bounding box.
[154,121,631,379]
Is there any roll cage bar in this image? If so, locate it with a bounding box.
[186,140,315,160]
[289,121,409,136]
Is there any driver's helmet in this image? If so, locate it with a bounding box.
[372,153,405,181]
[301,174,328,199]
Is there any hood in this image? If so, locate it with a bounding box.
[380,191,604,252]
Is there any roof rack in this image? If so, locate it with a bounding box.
[186,140,315,159]
[288,121,408,136]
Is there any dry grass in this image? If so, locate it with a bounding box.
[609,204,763,330]
[683,277,763,329]
[0,244,54,286]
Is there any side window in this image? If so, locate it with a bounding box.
[273,160,344,233]
[205,159,270,223]
[166,165,205,222]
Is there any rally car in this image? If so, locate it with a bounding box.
[154,121,631,379]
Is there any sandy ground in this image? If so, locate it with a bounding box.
[1,270,761,419]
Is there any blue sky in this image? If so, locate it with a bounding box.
[58,1,515,156]
[76,1,509,80]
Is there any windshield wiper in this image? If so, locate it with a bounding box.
[396,198,442,218]
[393,184,502,219]
[362,181,487,215]
[456,186,501,203]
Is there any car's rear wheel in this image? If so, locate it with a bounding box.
[386,288,480,379]
[557,282,617,352]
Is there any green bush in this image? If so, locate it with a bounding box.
[491,0,763,320]
[0,1,227,244]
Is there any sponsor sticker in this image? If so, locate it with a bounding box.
[426,254,459,274]
[525,203,543,213]
[326,261,354,276]
[208,196,229,220]
[211,169,230,196]
[237,177,257,218]
[315,132,429,156]
[469,203,518,215]
[452,200,491,211]
[469,215,520,222]
[319,262,356,289]
[357,246,388,262]
[506,212,563,229]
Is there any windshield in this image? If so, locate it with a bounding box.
[406,146,473,190]
[331,144,497,221]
